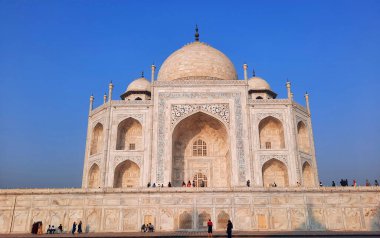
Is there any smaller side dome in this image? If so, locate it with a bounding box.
[248,76,277,99]
[121,77,151,100]
[248,76,271,90]
[126,77,151,92]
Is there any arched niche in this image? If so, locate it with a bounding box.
[198,211,211,229]
[262,159,289,187]
[172,112,230,188]
[302,161,315,187]
[113,160,140,188]
[90,123,103,155]
[179,211,192,229]
[217,211,229,230]
[259,116,285,149]
[116,118,142,150]
[297,121,311,153]
[88,163,100,188]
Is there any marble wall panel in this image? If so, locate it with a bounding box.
[215,197,231,205]
[344,208,362,230]
[122,209,138,231]
[290,208,306,230]
[234,208,252,230]
[288,196,304,205]
[271,208,288,230]
[271,196,288,205]
[361,195,379,205]
[255,208,269,230]
[103,209,120,231]
[160,208,174,231]
[363,207,380,231]
[12,210,29,232]
[308,207,325,230]
[216,209,230,230]
[253,197,268,205]
[0,197,14,208]
[196,197,212,205]
[341,195,360,205]
[326,208,344,230]
[51,198,68,206]
[0,210,11,233]
[120,198,139,206]
[86,208,101,232]
[234,197,250,205]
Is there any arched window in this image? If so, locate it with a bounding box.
[297,121,311,153]
[88,163,100,188]
[113,160,140,188]
[302,162,315,187]
[192,139,207,156]
[256,96,263,99]
[90,123,103,155]
[259,116,285,149]
[116,118,142,150]
[262,159,289,187]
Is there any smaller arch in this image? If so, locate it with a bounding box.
[297,121,311,153]
[217,211,229,230]
[198,211,211,229]
[262,159,289,187]
[90,123,103,155]
[256,96,263,99]
[192,139,207,156]
[88,163,100,188]
[179,211,192,229]
[135,97,142,100]
[116,118,142,150]
[302,161,315,187]
[113,160,140,188]
[259,116,285,149]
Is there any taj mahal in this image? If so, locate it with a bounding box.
[0,29,379,234]
[83,28,318,190]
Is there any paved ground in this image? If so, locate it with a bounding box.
[0,231,379,238]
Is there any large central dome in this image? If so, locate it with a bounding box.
[157,41,238,81]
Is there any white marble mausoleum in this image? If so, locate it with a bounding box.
[0,29,379,234]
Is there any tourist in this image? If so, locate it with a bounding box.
[187,181,191,187]
[332,181,336,187]
[192,180,196,187]
[201,180,205,187]
[375,180,379,186]
[168,182,172,187]
[182,181,186,187]
[340,179,344,186]
[148,223,154,232]
[207,219,213,237]
[78,221,82,233]
[71,221,77,234]
[319,181,323,187]
[366,179,371,186]
[273,182,277,187]
[296,181,301,187]
[51,225,56,234]
[246,180,250,187]
[353,179,357,187]
[147,182,151,187]
[37,222,43,235]
[47,224,51,234]
[226,220,233,238]
[58,224,63,233]
[152,183,156,187]
[345,179,348,186]
[141,223,146,232]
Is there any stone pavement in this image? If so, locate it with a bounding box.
[0,231,380,237]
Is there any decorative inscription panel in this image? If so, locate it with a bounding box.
[113,156,142,168]
[260,154,288,167]
[256,112,284,123]
[171,104,230,129]
[157,92,245,183]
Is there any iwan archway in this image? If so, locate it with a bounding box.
[171,112,231,187]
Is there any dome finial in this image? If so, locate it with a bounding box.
[195,24,199,41]
[252,67,256,77]
[141,71,144,78]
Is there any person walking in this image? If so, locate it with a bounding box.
[78,221,82,234]
[226,220,233,238]
[207,219,213,237]
[71,221,77,234]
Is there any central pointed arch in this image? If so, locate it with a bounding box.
[113,160,140,188]
[172,112,231,187]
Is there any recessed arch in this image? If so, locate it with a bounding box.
[179,211,192,229]
[297,121,311,153]
[88,163,100,188]
[259,116,285,149]
[90,123,103,155]
[135,97,142,100]
[172,112,230,187]
[116,118,142,150]
[113,160,140,188]
[256,96,263,99]
[302,161,315,187]
[217,211,230,230]
[262,159,289,187]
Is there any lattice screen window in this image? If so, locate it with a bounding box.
[192,139,207,156]
[129,143,136,150]
[265,142,271,149]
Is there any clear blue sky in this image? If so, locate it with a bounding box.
[0,0,379,188]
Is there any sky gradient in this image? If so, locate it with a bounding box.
[0,0,379,188]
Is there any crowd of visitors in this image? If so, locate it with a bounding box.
[140,223,155,232]
[31,222,68,234]
[330,179,379,187]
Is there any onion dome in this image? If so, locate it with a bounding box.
[120,76,151,100]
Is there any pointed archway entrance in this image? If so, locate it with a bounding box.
[172,112,230,187]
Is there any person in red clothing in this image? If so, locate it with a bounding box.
[207,219,213,237]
